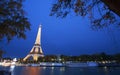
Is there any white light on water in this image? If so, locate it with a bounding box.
[10,65,15,75]
[10,65,15,71]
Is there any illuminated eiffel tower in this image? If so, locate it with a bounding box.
[23,25,44,61]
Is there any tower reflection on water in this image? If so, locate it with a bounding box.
[22,67,41,75]
[19,67,66,75]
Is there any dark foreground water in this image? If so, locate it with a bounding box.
[0,66,120,75]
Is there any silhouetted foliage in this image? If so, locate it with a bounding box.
[0,0,30,42]
[0,50,5,58]
[114,53,120,62]
[43,55,57,62]
[50,0,120,29]
[37,53,120,63]
[20,53,120,63]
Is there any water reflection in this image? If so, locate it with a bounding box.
[60,67,65,72]
[1,66,120,75]
[10,65,15,75]
[22,67,41,75]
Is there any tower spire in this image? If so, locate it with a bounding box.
[23,25,44,61]
[35,25,42,45]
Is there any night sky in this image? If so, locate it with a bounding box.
[1,0,120,58]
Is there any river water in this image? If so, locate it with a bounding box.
[0,66,120,75]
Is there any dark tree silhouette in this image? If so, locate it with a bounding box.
[0,50,5,58]
[0,0,30,42]
[50,0,120,29]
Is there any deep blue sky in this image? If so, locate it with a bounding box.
[2,0,120,58]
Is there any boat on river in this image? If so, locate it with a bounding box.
[66,61,98,67]
[25,62,64,67]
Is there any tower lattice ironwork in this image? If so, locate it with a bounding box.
[23,25,44,61]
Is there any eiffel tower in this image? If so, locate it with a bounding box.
[23,25,44,61]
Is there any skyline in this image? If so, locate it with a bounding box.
[1,0,120,58]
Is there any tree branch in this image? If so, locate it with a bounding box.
[101,0,120,16]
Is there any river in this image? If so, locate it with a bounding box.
[0,66,120,75]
